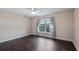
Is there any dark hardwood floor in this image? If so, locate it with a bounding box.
[0,35,76,51]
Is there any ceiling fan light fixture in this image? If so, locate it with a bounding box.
[31,11,36,15]
[31,8,36,16]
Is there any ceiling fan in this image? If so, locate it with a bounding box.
[31,8,40,16]
[25,8,41,16]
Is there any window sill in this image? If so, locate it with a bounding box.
[38,32,52,34]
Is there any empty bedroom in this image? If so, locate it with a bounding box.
[0,8,79,51]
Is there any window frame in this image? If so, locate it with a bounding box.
[38,18,54,33]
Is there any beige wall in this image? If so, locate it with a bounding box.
[0,11,31,42]
[31,11,73,41]
[73,9,79,50]
[31,17,38,35]
[55,11,73,41]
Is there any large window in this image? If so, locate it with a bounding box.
[38,18,54,33]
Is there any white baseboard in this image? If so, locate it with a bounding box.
[32,34,72,41]
[0,33,31,43]
[56,37,73,42]
[72,41,79,51]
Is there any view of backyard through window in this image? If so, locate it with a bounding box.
[38,18,54,33]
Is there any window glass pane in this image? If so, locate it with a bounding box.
[46,24,50,32]
[38,18,54,33]
[39,24,45,32]
[39,19,45,24]
[45,19,51,24]
[45,18,54,32]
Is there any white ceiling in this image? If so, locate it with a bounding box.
[0,8,73,17]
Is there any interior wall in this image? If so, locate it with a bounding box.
[0,11,31,42]
[31,11,73,41]
[55,11,73,41]
[73,8,79,50]
[31,17,38,35]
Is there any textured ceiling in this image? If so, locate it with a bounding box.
[0,8,73,17]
